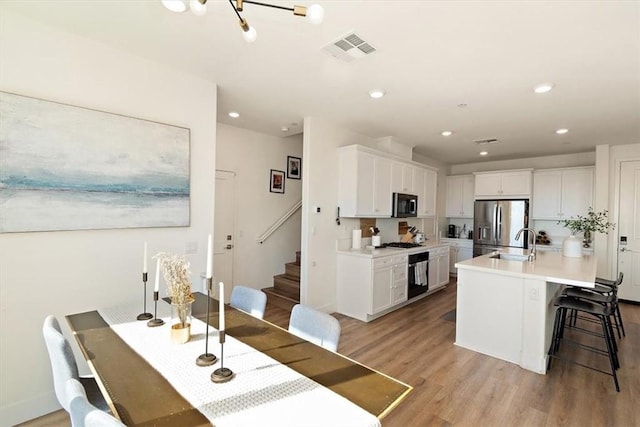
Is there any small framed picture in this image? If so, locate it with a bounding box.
[270,169,285,193]
[287,156,301,180]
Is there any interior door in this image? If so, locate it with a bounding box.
[214,170,235,302]
[617,160,640,302]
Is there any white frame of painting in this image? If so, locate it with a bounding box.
[0,91,191,233]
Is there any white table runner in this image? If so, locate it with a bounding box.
[98,302,381,427]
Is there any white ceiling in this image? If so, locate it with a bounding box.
[3,0,640,164]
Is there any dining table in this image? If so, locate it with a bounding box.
[66,292,412,426]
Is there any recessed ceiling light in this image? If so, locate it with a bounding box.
[479,151,488,156]
[555,128,569,134]
[369,89,386,99]
[281,126,289,132]
[441,131,453,137]
[457,103,468,108]
[533,83,555,94]
[228,111,240,118]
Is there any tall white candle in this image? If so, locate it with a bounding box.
[154,259,160,292]
[206,234,213,279]
[143,241,148,274]
[219,282,225,331]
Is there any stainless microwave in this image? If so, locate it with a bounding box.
[392,193,418,218]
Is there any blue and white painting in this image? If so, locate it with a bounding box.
[0,92,190,233]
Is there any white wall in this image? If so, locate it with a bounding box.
[0,11,217,426]
[450,151,595,175]
[600,143,640,277]
[301,118,374,311]
[216,124,302,289]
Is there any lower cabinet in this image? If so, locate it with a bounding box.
[337,253,408,322]
[441,238,473,275]
[428,246,450,290]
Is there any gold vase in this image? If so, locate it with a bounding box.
[170,301,192,344]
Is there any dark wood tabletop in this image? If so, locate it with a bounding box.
[66,292,412,426]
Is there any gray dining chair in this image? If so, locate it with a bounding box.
[42,315,108,413]
[67,378,124,427]
[288,304,341,352]
[230,285,267,319]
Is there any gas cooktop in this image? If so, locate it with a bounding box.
[383,242,423,248]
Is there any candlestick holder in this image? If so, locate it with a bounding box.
[137,272,153,320]
[196,278,217,366]
[147,291,165,327]
[211,331,234,383]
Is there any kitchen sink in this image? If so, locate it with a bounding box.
[489,253,531,262]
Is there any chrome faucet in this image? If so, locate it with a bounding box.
[515,227,537,261]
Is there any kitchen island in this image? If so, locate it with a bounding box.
[454,249,597,374]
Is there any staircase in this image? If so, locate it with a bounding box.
[262,251,300,312]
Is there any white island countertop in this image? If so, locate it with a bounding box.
[455,248,596,288]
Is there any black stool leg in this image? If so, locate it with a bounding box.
[600,315,620,392]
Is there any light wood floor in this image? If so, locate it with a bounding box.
[20,278,639,426]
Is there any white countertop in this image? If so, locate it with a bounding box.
[455,248,596,288]
[337,240,449,258]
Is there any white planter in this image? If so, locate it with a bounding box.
[562,235,583,258]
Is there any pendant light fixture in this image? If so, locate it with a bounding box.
[161,0,324,43]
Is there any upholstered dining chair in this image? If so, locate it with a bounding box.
[67,378,125,427]
[230,285,267,319]
[42,315,108,413]
[288,304,341,352]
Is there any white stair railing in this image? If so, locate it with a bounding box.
[257,200,302,244]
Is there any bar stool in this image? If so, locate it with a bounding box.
[548,295,620,392]
[564,273,625,339]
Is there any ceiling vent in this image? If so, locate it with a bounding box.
[474,138,499,145]
[322,32,377,62]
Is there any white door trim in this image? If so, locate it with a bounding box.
[611,156,640,280]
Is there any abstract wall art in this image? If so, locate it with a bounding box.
[0,91,190,233]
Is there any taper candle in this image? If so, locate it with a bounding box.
[143,241,148,274]
[206,234,213,279]
[154,258,160,292]
[219,282,225,331]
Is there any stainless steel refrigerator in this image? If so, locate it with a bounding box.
[473,199,529,257]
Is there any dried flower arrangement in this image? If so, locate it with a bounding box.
[155,252,194,327]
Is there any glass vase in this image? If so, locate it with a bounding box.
[170,301,192,344]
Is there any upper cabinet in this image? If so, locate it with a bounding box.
[445,175,475,217]
[419,168,437,217]
[532,167,594,220]
[338,146,392,217]
[474,169,532,199]
[338,145,437,218]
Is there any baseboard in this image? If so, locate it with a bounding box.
[0,390,59,427]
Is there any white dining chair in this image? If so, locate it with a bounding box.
[42,315,108,413]
[67,378,125,427]
[288,304,341,352]
[230,285,267,319]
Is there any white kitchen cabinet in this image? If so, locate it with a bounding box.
[474,169,532,199]
[428,245,450,290]
[445,175,475,217]
[337,253,408,322]
[441,238,473,275]
[532,167,594,220]
[420,168,437,217]
[391,162,415,194]
[338,146,392,217]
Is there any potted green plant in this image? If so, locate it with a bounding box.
[557,207,615,249]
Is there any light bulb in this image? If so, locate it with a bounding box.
[162,0,188,13]
[533,83,554,94]
[243,25,257,43]
[307,4,324,24]
[190,0,207,16]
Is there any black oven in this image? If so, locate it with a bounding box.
[408,251,429,299]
